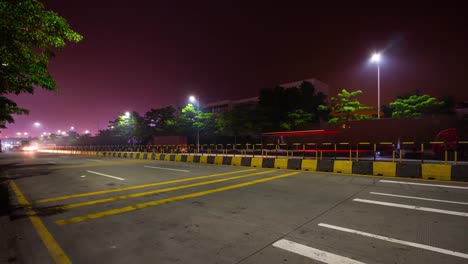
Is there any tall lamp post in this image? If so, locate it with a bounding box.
[370,52,381,119]
[189,95,200,153]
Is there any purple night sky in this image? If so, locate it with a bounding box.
[2,4,467,137]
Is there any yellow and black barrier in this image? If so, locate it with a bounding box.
[39,150,468,182]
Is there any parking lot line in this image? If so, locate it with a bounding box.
[380,180,468,190]
[144,165,189,172]
[9,180,72,264]
[370,192,468,205]
[35,169,256,204]
[353,198,468,217]
[318,223,468,259]
[273,239,366,264]
[86,170,125,181]
[59,170,275,209]
[55,171,300,225]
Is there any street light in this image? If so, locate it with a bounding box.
[124,112,131,119]
[34,122,41,127]
[188,95,200,153]
[370,52,382,119]
[70,126,75,130]
[84,130,90,134]
[16,132,21,136]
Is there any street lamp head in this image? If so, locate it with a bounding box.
[370,52,381,63]
[124,112,131,119]
[85,130,90,134]
[34,122,41,127]
[70,126,75,130]
[189,95,196,103]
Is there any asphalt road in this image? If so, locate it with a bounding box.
[1,152,468,264]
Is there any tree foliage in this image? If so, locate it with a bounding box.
[390,94,443,118]
[0,0,83,128]
[320,89,372,123]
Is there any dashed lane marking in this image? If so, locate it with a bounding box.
[86,170,125,181]
[380,180,468,190]
[353,198,468,217]
[273,239,366,264]
[370,192,468,205]
[319,223,468,260]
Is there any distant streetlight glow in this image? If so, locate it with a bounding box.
[85,130,90,134]
[23,132,28,135]
[70,126,75,130]
[370,52,382,119]
[34,122,41,127]
[189,95,196,103]
[57,130,61,134]
[16,132,21,136]
[61,131,66,135]
[124,112,131,119]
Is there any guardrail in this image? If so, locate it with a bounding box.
[45,141,468,164]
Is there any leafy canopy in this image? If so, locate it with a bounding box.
[390,94,443,118]
[320,89,372,123]
[0,0,83,128]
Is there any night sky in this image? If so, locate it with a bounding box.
[3,3,468,137]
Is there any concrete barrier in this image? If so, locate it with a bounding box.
[317,160,334,172]
[287,159,302,170]
[180,155,188,162]
[232,157,242,166]
[200,156,208,164]
[452,165,468,181]
[175,155,182,162]
[214,156,223,165]
[333,160,353,174]
[422,164,451,181]
[192,155,201,163]
[352,161,373,175]
[251,157,263,168]
[241,157,252,167]
[396,163,421,178]
[301,160,317,171]
[373,162,396,176]
[207,156,215,164]
[187,155,194,162]
[274,159,288,169]
[262,158,275,168]
[222,156,232,165]
[169,155,176,161]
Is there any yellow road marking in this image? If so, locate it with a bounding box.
[35,169,256,204]
[56,171,299,225]
[59,170,274,209]
[9,180,72,264]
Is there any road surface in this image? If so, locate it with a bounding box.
[1,152,468,264]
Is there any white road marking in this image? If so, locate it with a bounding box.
[318,223,468,260]
[379,180,468,190]
[86,170,125,181]
[273,239,366,264]
[86,159,103,162]
[80,175,86,178]
[353,198,468,217]
[47,161,56,164]
[144,166,189,173]
[370,192,468,205]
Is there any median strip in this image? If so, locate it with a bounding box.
[56,171,299,225]
[35,168,256,204]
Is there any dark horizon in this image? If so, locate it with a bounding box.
[2,4,468,137]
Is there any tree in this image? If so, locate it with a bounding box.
[143,106,178,136]
[0,0,83,129]
[280,109,313,131]
[320,89,373,123]
[178,104,214,141]
[256,81,328,131]
[390,94,443,118]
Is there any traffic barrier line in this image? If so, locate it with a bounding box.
[35,168,256,204]
[57,170,274,210]
[9,180,72,264]
[55,171,300,225]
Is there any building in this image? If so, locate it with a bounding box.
[203,78,329,113]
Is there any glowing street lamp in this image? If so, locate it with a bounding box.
[124,112,131,119]
[84,130,90,134]
[188,95,200,153]
[34,122,41,127]
[23,132,28,136]
[370,52,382,119]
[16,132,21,136]
[70,126,75,130]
